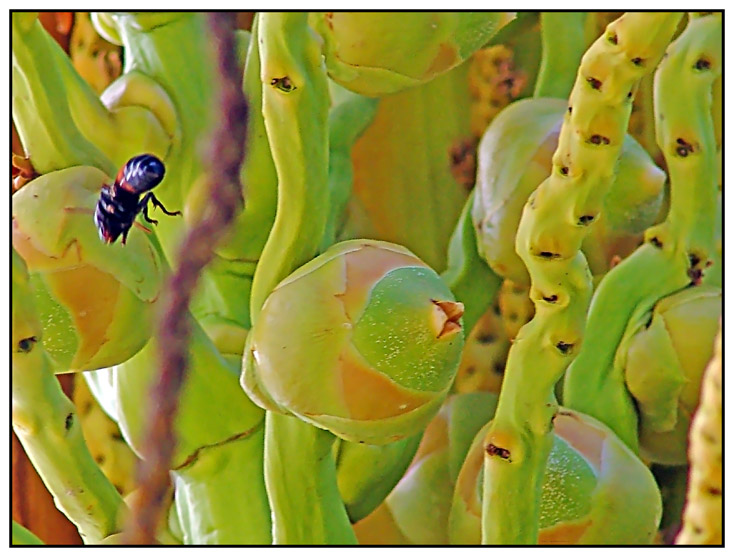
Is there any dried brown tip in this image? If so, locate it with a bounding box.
[431,300,465,338]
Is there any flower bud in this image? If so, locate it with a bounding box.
[450,409,662,544]
[310,13,505,97]
[12,167,163,372]
[624,285,721,465]
[242,239,464,444]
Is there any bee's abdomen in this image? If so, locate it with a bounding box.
[120,154,166,194]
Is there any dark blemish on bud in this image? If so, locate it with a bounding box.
[559,166,569,176]
[556,341,573,355]
[270,76,296,92]
[95,455,106,465]
[649,236,663,248]
[114,484,125,494]
[567,106,572,114]
[509,312,518,322]
[676,137,694,157]
[689,253,701,268]
[578,215,595,225]
[111,432,125,442]
[539,251,561,259]
[627,90,634,99]
[607,33,618,45]
[493,304,502,316]
[694,58,711,71]
[589,134,610,145]
[465,365,476,376]
[493,362,505,375]
[65,413,74,431]
[476,333,496,344]
[631,57,644,66]
[486,443,511,460]
[17,336,37,353]
[587,77,602,90]
[542,294,558,303]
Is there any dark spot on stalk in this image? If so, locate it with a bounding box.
[542,294,558,303]
[486,443,511,460]
[476,333,496,344]
[694,57,711,71]
[706,485,722,496]
[17,336,37,353]
[649,236,663,248]
[65,413,74,432]
[578,215,595,225]
[556,341,573,355]
[676,137,694,157]
[559,166,569,176]
[587,77,602,90]
[607,32,618,45]
[493,362,505,375]
[270,76,296,92]
[588,134,610,145]
[631,57,644,66]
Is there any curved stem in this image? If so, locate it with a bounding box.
[534,12,589,99]
[563,13,721,450]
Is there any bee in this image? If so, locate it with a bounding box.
[94,154,181,245]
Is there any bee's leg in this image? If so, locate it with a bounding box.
[121,228,129,245]
[148,193,182,216]
[139,193,159,226]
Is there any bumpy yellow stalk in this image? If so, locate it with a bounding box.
[677,326,721,545]
[481,13,681,544]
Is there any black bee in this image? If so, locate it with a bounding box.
[94,154,181,245]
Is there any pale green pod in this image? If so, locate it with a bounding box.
[624,285,721,465]
[12,167,163,372]
[335,433,422,523]
[242,239,465,445]
[384,392,498,544]
[472,97,666,285]
[310,12,506,96]
[450,409,662,544]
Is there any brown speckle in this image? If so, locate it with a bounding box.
[486,443,511,460]
[587,77,602,90]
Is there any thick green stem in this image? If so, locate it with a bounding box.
[12,250,124,544]
[481,13,682,544]
[534,12,589,99]
[265,413,357,544]
[249,13,353,544]
[563,14,721,450]
[11,16,115,175]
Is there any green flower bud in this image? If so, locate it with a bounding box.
[624,285,721,465]
[384,392,498,544]
[450,409,662,544]
[12,167,163,372]
[242,239,464,445]
[473,98,666,285]
[310,12,505,97]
